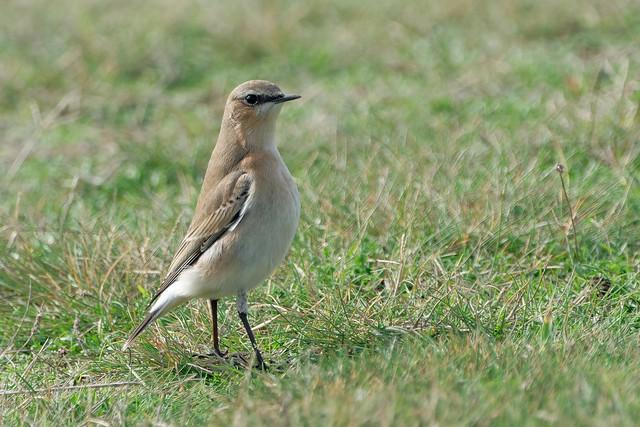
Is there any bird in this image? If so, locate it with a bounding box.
[122,80,301,369]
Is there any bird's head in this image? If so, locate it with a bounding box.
[223,80,300,144]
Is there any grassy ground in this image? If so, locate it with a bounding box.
[1,0,639,424]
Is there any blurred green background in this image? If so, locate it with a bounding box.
[1,0,639,425]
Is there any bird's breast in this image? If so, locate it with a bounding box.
[229,158,299,288]
[195,151,300,297]
[250,164,300,258]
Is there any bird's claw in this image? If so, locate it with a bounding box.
[213,348,228,358]
[191,348,228,359]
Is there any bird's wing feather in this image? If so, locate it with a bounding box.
[146,172,253,308]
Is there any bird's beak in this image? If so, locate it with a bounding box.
[273,94,301,104]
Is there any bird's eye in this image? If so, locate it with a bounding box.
[244,94,259,105]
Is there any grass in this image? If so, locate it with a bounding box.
[1,0,639,424]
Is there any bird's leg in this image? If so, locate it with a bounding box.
[209,299,227,357]
[237,290,267,370]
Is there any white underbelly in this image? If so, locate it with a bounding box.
[190,186,299,299]
[149,157,300,316]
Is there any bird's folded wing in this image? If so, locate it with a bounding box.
[146,172,253,308]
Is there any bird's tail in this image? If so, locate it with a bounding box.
[122,310,161,351]
[122,296,175,351]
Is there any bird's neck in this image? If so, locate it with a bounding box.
[242,120,278,151]
[200,120,279,189]
[224,117,279,153]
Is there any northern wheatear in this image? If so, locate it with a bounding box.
[123,80,301,368]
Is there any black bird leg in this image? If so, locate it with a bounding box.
[237,290,267,370]
[209,299,227,357]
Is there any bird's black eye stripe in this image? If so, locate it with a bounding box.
[244,94,259,105]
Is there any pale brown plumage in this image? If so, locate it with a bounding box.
[123,81,301,368]
[147,172,252,308]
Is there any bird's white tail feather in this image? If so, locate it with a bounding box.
[122,297,174,351]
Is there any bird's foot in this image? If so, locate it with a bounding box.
[192,348,228,360]
[211,348,228,358]
[230,353,268,370]
[191,351,268,370]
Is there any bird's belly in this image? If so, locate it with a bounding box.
[195,187,299,299]
[235,191,300,287]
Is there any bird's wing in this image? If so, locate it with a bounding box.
[146,171,253,308]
